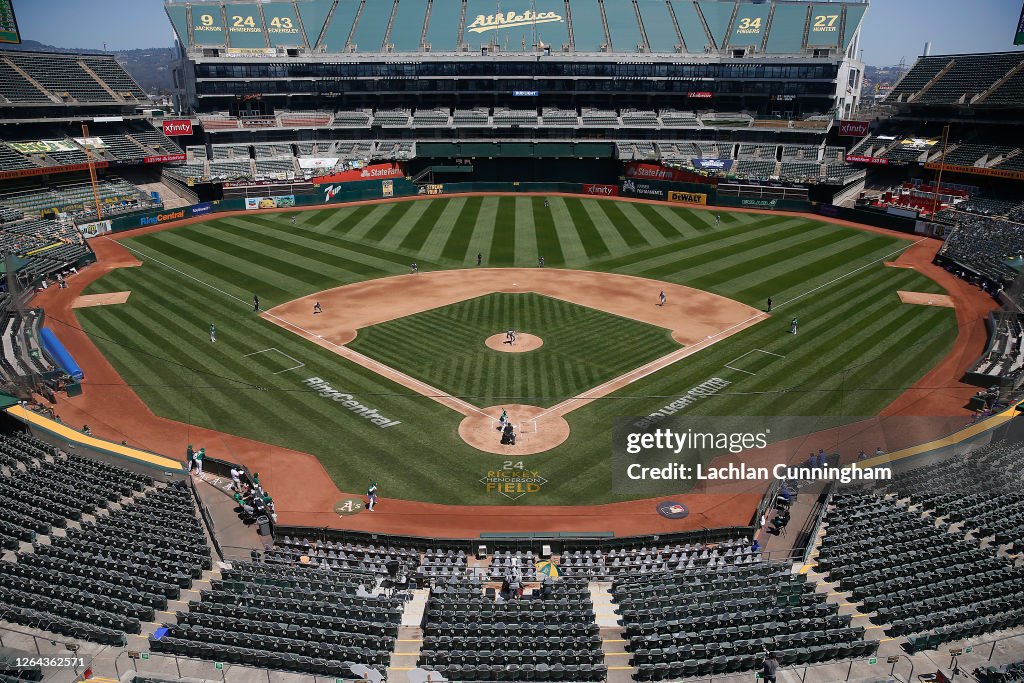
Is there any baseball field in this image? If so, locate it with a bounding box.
[70,195,957,506]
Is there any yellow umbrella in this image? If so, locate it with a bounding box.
[534,560,560,578]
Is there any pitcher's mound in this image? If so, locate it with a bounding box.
[485,333,543,353]
[459,404,569,455]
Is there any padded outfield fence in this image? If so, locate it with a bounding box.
[92,177,925,240]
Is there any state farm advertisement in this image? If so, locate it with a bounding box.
[162,119,194,136]
[845,155,889,165]
[144,153,187,164]
[312,163,405,185]
[582,184,619,196]
[624,162,714,184]
[838,120,871,137]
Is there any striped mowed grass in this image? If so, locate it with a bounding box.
[347,292,680,408]
[73,196,956,505]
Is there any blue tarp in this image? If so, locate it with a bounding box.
[40,327,83,380]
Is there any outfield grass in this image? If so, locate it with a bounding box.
[348,292,680,408]
[73,196,956,506]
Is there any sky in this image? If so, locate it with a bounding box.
[7,0,1024,65]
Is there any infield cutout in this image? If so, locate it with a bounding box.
[72,291,131,308]
[263,268,764,455]
[244,347,305,374]
[897,291,954,308]
[724,348,785,376]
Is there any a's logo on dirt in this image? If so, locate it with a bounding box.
[481,462,548,501]
[333,498,365,516]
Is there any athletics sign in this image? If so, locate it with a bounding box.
[467,9,564,34]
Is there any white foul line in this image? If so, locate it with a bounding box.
[108,237,489,417]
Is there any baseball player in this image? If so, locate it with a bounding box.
[209,323,216,342]
[767,296,773,312]
[790,318,799,335]
[313,301,322,314]
[658,291,666,307]
[367,481,378,511]
[291,215,296,226]
[253,294,260,312]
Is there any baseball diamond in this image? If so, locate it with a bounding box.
[68,196,958,506]
[7,4,1024,679]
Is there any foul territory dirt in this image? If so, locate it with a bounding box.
[32,196,996,538]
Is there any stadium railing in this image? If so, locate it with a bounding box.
[272,523,754,554]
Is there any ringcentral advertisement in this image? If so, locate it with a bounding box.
[611,415,975,496]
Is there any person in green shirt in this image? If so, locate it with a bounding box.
[193,447,205,475]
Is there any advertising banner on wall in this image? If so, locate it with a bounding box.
[418,184,444,196]
[620,178,666,200]
[76,219,112,239]
[162,119,194,136]
[382,180,394,198]
[667,191,707,205]
[298,157,339,170]
[846,155,890,165]
[838,120,871,137]
[311,163,405,185]
[244,195,296,210]
[143,153,187,164]
[624,162,716,184]
[581,183,619,196]
[923,162,1024,182]
[191,202,213,217]
[690,158,733,172]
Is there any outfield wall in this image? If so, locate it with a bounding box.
[103,178,920,238]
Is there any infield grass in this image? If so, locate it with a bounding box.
[348,292,680,408]
[72,196,956,505]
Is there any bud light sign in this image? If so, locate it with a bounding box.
[691,158,733,172]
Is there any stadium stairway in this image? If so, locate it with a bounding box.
[387,593,427,682]
[590,581,635,683]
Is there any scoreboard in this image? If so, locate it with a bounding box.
[0,0,21,44]
[1016,2,1024,45]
